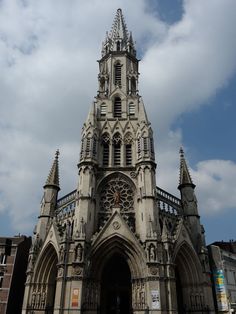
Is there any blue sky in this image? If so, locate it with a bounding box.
[0,0,236,244]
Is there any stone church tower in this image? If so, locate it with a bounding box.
[22,9,215,314]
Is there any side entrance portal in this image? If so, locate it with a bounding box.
[100,253,132,314]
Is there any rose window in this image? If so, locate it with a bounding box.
[100,177,133,212]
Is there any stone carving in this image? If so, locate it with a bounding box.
[113,221,121,230]
[133,280,146,309]
[114,190,121,206]
[73,265,82,275]
[100,177,133,212]
[150,266,158,276]
[74,243,83,262]
[149,244,156,262]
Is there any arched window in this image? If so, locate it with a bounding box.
[113,133,122,166]
[117,41,121,51]
[114,97,122,118]
[131,77,136,94]
[85,137,91,156]
[102,133,110,166]
[128,103,135,116]
[80,135,85,160]
[124,133,133,166]
[100,77,105,93]
[92,136,97,159]
[114,62,122,87]
[100,103,107,117]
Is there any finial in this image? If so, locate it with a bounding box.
[55,149,60,159]
[179,147,184,159]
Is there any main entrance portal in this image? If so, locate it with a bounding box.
[100,253,132,314]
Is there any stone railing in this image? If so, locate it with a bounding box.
[156,186,182,216]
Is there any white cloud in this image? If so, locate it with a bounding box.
[193,160,236,214]
[0,0,236,233]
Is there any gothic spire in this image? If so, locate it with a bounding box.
[102,8,136,57]
[44,150,60,190]
[178,147,195,188]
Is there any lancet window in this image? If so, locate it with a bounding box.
[128,102,135,116]
[114,62,122,87]
[102,133,110,166]
[92,135,97,159]
[124,133,133,166]
[114,97,122,118]
[113,133,122,166]
[131,77,136,94]
[100,103,107,117]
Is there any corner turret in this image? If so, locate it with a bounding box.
[36,150,60,240]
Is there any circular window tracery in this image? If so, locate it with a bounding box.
[100,177,134,212]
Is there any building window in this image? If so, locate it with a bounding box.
[0,254,6,265]
[128,103,135,116]
[0,271,3,288]
[114,63,122,87]
[80,136,85,160]
[126,144,132,166]
[102,133,110,166]
[131,77,136,94]
[143,137,148,153]
[92,136,97,159]
[137,138,141,159]
[85,138,91,156]
[117,41,121,51]
[100,103,107,116]
[113,133,122,166]
[114,97,122,118]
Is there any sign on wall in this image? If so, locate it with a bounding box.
[213,269,229,311]
[151,290,160,309]
[71,288,79,307]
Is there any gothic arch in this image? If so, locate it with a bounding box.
[97,172,136,195]
[173,241,205,312]
[29,243,58,311]
[88,234,146,279]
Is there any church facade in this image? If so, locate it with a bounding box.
[22,9,215,314]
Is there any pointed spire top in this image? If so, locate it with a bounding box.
[102,8,136,57]
[44,150,60,190]
[179,147,195,188]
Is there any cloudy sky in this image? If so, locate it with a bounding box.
[0,0,236,244]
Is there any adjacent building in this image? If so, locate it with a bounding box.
[0,235,31,314]
[22,9,215,314]
[208,241,236,313]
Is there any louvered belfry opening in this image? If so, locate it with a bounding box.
[125,144,132,166]
[115,63,122,87]
[113,133,122,166]
[114,97,122,118]
[102,134,110,166]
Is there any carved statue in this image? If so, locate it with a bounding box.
[75,244,83,262]
[149,245,156,262]
[114,190,121,206]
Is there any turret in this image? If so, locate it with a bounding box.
[178,147,202,249]
[35,150,60,240]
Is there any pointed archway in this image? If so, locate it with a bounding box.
[30,243,58,312]
[100,253,132,314]
[174,242,205,313]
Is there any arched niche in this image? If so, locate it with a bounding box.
[30,243,58,311]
